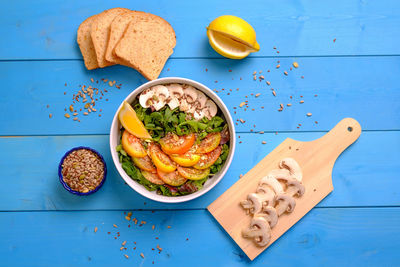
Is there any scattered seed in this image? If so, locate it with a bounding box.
[49,114,53,118]
[284,71,288,75]
[293,62,299,68]
[124,255,129,259]
[259,75,264,80]
[73,117,78,121]
[239,102,246,107]
[83,112,89,116]
[276,64,280,69]
[239,119,245,124]
[239,174,243,178]
[315,121,318,124]
[259,131,264,134]
[307,113,312,117]
[113,224,118,228]
[122,241,126,246]
[266,81,271,85]
[252,71,257,75]
[287,103,292,107]
[255,93,261,97]
[262,141,267,144]
[167,226,171,229]
[253,75,257,80]
[333,38,336,43]
[140,253,145,259]
[64,113,70,118]
[300,100,304,104]
[272,91,276,97]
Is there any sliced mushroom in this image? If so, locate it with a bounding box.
[242,216,271,247]
[255,184,276,207]
[196,90,208,109]
[240,193,263,214]
[279,158,303,182]
[139,88,155,108]
[151,85,170,111]
[179,98,190,112]
[275,194,296,215]
[193,109,205,120]
[258,206,278,228]
[183,85,198,103]
[259,175,284,194]
[276,176,305,197]
[203,99,218,119]
[268,169,291,180]
[166,84,184,110]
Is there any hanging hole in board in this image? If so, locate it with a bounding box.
[347,126,353,132]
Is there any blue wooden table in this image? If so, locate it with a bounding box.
[1,0,399,266]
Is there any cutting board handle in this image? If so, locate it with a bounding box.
[312,118,361,163]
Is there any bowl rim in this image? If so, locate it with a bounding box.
[58,146,107,196]
[109,77,236,203]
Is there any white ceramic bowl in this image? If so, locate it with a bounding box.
[110,77,236,203]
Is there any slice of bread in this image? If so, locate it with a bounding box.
[114,18,176,80]
[77,15,99,70]
[106,11,150,64]
[90,7,130,68]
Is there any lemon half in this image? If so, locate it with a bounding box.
[207,15,260,59]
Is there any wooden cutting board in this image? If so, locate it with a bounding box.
[207,118,361,260]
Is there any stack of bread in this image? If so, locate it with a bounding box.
[77,8,176,80]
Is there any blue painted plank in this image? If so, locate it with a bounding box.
[1,0,400,59]
[0,131,398,211]
[0,208,399,266]
[1,57,400,135]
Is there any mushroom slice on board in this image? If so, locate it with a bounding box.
[203,99,218,120]
[255,184,276,207]
[193,109,205,121]
[240,193,265,214]
[257,206,278,228]
[276,176,305,197]
[258,175,284,194]
[274,194,296,215]
[279,158,303,182]
[151,85,170,111]
[242,216,271,247]
[166,84,184,110]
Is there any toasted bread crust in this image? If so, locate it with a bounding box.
[90,7,130,68]
[77,15,99,70]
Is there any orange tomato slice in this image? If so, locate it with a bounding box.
[141,170,164,185]
[157,169,187,186]
[149,143,176,173]
[159,133,195,155]
[177,166,210,180]
[194,146,222,169]
[170,152,201,167]
[121,130,147,158]
[132,156,156,173]
[118,101,152,139]
[196,132,221,154]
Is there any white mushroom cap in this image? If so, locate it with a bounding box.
[196,90,208,109]
[275,194,296,215]
[279,158,303,182]
[258,206,278,228]
[203,99,218,120]
[242,217,271,247]
[268,169,291,181]
[259,175,284,194]
[193,110,205,121]
[151,85,170,111]
[179,98,189,112]
[139,88,155,108]
[255,185,275,207]
[183,85,198,103]
[166,84,184,110]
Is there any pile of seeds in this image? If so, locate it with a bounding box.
[61,149,104,193]
[48,78,122,122]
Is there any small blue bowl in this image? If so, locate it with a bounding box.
[58,146,107,196]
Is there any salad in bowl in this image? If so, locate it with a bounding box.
[110,77,235,203]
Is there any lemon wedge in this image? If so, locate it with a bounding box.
[118,101,152,139]
[207,15,260,59]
